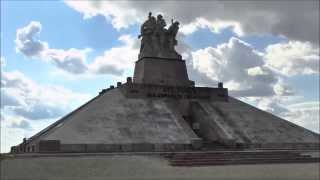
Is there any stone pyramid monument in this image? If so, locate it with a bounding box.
[11,13,319,154]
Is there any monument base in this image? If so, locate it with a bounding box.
[133,57,194,87]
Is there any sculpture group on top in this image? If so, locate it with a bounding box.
[138,12,182,60]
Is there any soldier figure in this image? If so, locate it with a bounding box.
[167,19,180,56]
[156,14,167,54]
[138,12,181,59]
[139,12,156,58]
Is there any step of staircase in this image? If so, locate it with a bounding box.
[165,150,320,166]
[170,158,320,166]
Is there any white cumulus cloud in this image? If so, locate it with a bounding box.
[242,96,319,133]
[64,1,142,30]
[1,69,91,120]
[15,21,90,75]
[89,35,139,75]
[180,17,243,36]
[265,41,319,76]
[15,21,138,76]
[46,48,91,74]
[15,21,48,57]
[283,102,320,133]
[190,37,277,97]
[65,0,319,45]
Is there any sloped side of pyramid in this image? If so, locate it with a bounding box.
[23,88,201,152]
[192,97,319,148]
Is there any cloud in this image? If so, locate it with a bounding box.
[15,21,138,76]
[255,96,289,115]
[180,17,243,36]
[15,21,48,57]
[1,69,91,120]
[189,37,278,97]
[89,35,139,75]
[0,115,33,153]
[1,125,26,153]
[0,113,62,153]
[273,79,294,96]
[283,102,320,133]
[241,96,319,133]
[65,1,319,44]
[8,118,32,130]
[64,1,142,30]
[265,41,319,76]
[46,48,91,74]
[183,36,317,97]
[12,103,65,120]
[15,21,91,75]
[1,89,22,108]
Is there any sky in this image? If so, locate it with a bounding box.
[1,0,319,153]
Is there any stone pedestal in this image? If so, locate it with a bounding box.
[133,57,193,86]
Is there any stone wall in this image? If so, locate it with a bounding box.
[59,143,190,153]
[120,83,228,101]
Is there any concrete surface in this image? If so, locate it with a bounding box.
[17,86,319,153]
[133,57,192,86]
[1,154,319,180]
[34,88,197,145]
[192,97,319,147]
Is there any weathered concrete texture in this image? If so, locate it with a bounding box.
[35,88,200,147]
[133,57,193,86]
[192,97,319,148]
[120,83,228,101]
[12,86,319,153]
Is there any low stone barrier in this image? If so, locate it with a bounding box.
[120,83,228,101]
[45,143,193,153]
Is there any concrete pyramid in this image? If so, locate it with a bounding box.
[11,13,319,154]
[11,57,319,154]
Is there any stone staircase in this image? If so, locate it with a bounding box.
[165,150,320,166]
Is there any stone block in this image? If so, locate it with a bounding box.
[86,144,99,152]
[85,144,121,152]
[191,139,203,149]
[133,57,192,87]
[38,140,60,152]
[60,144,86,152]
[132,143,154,152]
[120,144,133,152]
[154,144,166,152]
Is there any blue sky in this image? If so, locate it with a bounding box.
[1,1,319,152]
[2,1,119,92]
